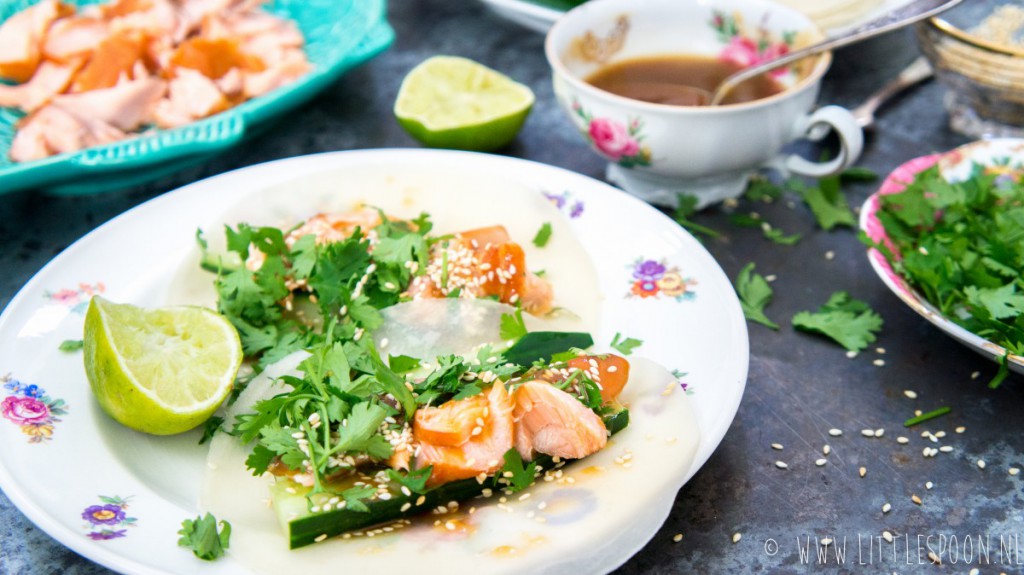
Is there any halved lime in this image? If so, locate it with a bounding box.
[394,55,535,151]
[83,297,242,435]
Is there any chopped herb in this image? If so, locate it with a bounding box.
[340,485,377,513]
[499,309,528,341]
[673,194,720,240]
[840,166,879,182]
[532,222,552,247]
[388,354,421,373]
[744,176,784,202]
[762,226,802,245]
[610,332,643,355]
[735,263,779,330]
[178,513,231,561]
[903,406,952,427]
[387,467,432,494]
[498,448,535,493]
[792,176,856,230]
[198,416,224,445]
[58,339,83,352]
[792,292,883,351]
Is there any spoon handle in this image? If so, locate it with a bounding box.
[709,0,962,106]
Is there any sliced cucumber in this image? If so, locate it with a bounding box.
[274,405,627,548]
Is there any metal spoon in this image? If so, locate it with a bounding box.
[851,56,933,129]
[705,0,962,106]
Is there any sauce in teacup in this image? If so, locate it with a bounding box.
[584,54,784,106]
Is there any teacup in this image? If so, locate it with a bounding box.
[545,0,864,208]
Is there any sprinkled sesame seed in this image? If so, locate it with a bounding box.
[939,446,953,453]
[821,537,834,546]
[673,533,683,543]
[732,532,742,543]
[829,429,843,437]
[416,495,426,505]
[971,371,980,380]
[607,365,618,373]
[862,429,875,437]
[1010,468,1020,476]
[873,359,886,367]
[771,443,784,450]
[400,502,411,512]
[911,494,922,505]
[882,503,891,513]
[935,431,946,438]
[978,459,987,469]
[956,426,966,434]
[816,458,827,467]
[845,350,858,359]
[775,461,788,469]
[875,428,884,437]
[928,550,941,564]
[823,445,831,455]
[926,481,934,490]
[445,521,456,531]
[970,569,980,575]
[825,250,835,260]
[882,531,893,543]
[897,436,909,444]
[379,493,392,501]
[518,493,531,501]
[401,486,412,496]
[315,534,328,543]
[876,347,886,354]
[915,410,923,417]
[859,467,867,478]
[903,390,918,399]
[765,274,777,282]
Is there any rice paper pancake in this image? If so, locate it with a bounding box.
[201,355,700,574]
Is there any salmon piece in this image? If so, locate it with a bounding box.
[567,354,630,403]
[9,104,124,162]
[0,58,84,112]
[512,381,607,462]
[414,382,514,488]
[169,36,265,80]
[43,16,110,62]
[0,0,72,83]
[414,393,490,447]
[102,0,181,39]
[151,68,228,128]
[241,48,309,99]
[55,76,166,131]
[70,30,149,92]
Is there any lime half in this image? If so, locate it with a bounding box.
[83,297,242,435]
[394,55,534,151]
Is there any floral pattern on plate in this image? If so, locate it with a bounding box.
[1,373,68,443]
[82,496,137,541]
[672,369,696,396]
[627,259,697,301]
[571,99,651,168]
[43,282,105,315]
[543,190,585,219]
[711,10,797,79]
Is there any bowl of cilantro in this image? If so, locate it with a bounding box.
[861,138,1024,386]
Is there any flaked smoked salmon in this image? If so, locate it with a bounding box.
[512,380,607,461]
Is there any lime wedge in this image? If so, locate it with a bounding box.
[394,55,534,151]
[83,296,242,435]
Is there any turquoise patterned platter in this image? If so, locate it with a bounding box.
[0,0,394,196]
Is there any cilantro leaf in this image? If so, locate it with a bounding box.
[198,416,224,445]
[792,292,883,351]
[499,309,529,341]
[796,176,856,230]
[532,222,553,247]
[388,354,421,373]
[735,263,779,330]
[341,485,377,513]
[387,467,433,494]
[744,176,784,202]
[178,513,231,561]
[332,402,391,459]
[497,448,535,493]
[58,339,83,352]
[763,226,802,245]
[965,283,1024,320]
[673,194,720,239]
[610,332,643,355]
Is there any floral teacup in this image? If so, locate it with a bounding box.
[545,0,864,208]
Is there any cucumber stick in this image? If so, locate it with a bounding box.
[274,407,629,548]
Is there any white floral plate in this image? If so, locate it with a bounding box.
[480,0,915,36]
[860,139,1024,375]
[0,149,749,574]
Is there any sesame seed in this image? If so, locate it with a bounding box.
[875,428,885,437]
[882,531,893,543]
[825,250,835,260]
[970,570,980,575]
[903,390,918,399]
[912,494,922,505]
[971,371,980,380]
[1010,467,1020,476]
[816,459,827,467]
[915,410,923,417]
[845,350,858,359]
[314,534,328,543]
[518,493,531,501]
[400,503,411,512]
[859,467,867,478]
[829,429,843,437]
[861,429,875,438]
[401,486,412,497]
[956,426,966,434]
[935,431,946,438]
[821,537,833,546]
[379,493,392,501]
[765,274,777,282]
[775,461,788,469]
[771,443,784,450]
[926,481,934,490]
[876,347,886,354]
[939,446,953,453]
[416,495,426,505]
[380,338,389,348]
[445,521,456,531]
[823,445,831,455]
[873,359,886,367]
[673,533,683,543]
[978,459,987,469]
[607,365,618,372]
[882,503,891,513]
[928,550,941,564]
[732,533,742,543]
[897,436,909,444]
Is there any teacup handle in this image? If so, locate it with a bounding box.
[780,106,865,178]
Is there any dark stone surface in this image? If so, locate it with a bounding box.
[2,1,1023,573]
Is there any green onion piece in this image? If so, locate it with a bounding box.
[903,407,951,428]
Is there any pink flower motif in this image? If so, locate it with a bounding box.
[761,43,791,77]
[48,289,80,304]
[588,117,639,161]
[720,37,760,68]
[1,396,50,425]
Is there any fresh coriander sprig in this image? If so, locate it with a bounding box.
[178,513,231,561]
[792,292,883,352]
[735,263,779,330]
